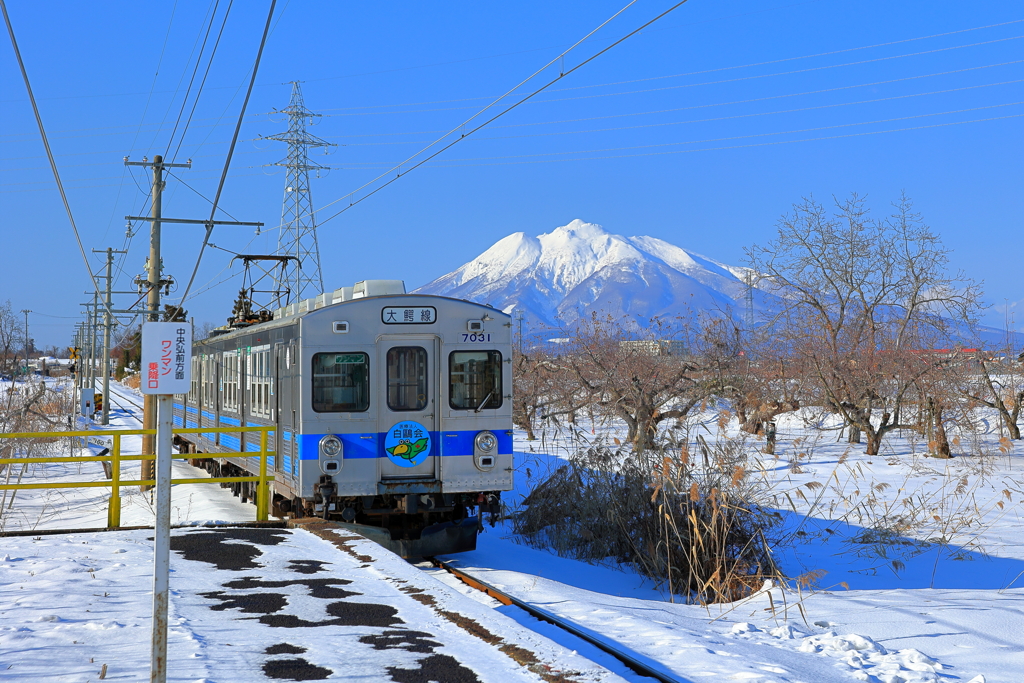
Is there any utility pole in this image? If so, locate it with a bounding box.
[73,324,82,389]
[514,309,525,353]
[94,248,127,425]
[20,309,30,379]
[123,156,261,478]
[89,294,98,392]
[122,154,260,683]
[125,155,187,485]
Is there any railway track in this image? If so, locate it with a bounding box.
[84,384,680,681]
[425,557,682,683]
[94,382,145,422]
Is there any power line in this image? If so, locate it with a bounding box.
[167,0,235,162]
[410,79,1024,145]
[3,57,1018,161]
[175,0,277,311]
[417,112,1024,168]
[317,19,1024,113]
[2,29,1018,145]
[415,100,1023,162]
[0,0,111,320]
[163,0,224,158]
[315,0,693,227]
[319,34,1024,118]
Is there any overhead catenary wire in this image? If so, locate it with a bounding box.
[0,0,114,323]
[162,0,224,159]
[174,0,277,313]
[167,0,235,163]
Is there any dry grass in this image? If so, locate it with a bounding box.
[512,431,783,604]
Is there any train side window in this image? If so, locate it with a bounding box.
[449,350,503,410]
[387,346,427,411]
[312,352,369,412]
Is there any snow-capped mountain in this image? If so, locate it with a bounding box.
[414,219,768,329]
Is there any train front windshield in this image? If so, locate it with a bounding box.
[312,352,370,412]
[449,350,502,410]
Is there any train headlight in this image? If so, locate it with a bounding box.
[320,435,342,457]
[473,431,497,472]
[319,435,343,474]
[474,431,497,453]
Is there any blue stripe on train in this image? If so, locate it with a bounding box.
[297,430,511,460]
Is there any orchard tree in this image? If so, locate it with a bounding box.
[703,319,802,435]
[560,313,711,450]
[747,194,983,456]
[512,346,587,441]
[958,345,1023,440]
[0,300,24,375]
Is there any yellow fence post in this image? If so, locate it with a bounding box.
[109,433,122,528]
[257,427,269,521]
[2,426,273,528]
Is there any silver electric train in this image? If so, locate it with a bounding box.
[172,280,513,556]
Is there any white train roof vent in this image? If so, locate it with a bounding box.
[352,279,406,299]
[332,286,354,303]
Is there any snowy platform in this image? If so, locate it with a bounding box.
[0,523,624,682]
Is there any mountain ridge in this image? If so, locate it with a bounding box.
[414,219,766,329]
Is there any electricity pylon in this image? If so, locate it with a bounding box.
[262,81,335,307]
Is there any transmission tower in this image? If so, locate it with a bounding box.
[744,271,755,329]
[262,81,335,307]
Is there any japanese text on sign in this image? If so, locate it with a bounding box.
[141,322,192,394]
[381,306,436,324]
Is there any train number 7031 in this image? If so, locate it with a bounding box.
[461,333,491,342]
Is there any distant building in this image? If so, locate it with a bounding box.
[619,339,690,357]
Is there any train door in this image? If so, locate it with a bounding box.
[378,336,439,480]
[272,342,283,477]
[277,340,298,479]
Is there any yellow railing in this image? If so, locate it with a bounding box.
[0,426,276,527]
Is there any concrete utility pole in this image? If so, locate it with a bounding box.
[122,158,262,482]
[89,294,98,390]
[20,309,30,378]
[73,324,82,389]
[125,155,187,486]
[94,248,127,425]
[122,154,260,683]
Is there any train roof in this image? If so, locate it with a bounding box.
[200,280,508,344]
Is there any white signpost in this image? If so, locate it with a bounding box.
[140,322,191,683]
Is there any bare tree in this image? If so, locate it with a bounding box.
[957,347,1023,440]
[747,194,983,456]
[0,301,25,376]
[705,321,801,436]
[558,314,712,450]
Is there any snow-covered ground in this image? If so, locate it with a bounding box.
[1,378,1020,682]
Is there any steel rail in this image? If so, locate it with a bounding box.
[427,558,682,683]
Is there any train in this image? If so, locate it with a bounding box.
[172,279,513,556]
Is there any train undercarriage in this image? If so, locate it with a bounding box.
[175,437,501,557]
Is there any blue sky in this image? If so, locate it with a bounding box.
[1,0,1021,348]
